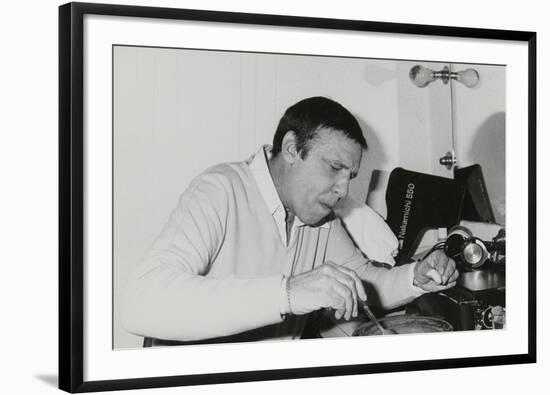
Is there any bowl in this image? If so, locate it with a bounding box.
[353,315,453,336]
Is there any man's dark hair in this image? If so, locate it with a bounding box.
[271,96,367,158]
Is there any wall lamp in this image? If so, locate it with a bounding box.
[409,65,479,88]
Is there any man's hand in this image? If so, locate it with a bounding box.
[413,250,459,292]
[288,262,367,321]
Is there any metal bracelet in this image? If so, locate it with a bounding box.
[286,276,293,315]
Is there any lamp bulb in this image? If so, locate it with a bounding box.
[409,65,435,88]
[456,68,480,88]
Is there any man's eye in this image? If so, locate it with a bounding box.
[331,165,341,172]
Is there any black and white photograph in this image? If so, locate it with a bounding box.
[54,1,537,393]
[113,47,507,349]
[5,0,550,392]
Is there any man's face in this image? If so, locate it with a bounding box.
[286,128,363,225]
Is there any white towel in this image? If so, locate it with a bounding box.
[334,196,399,266]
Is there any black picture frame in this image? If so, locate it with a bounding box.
[59,2,537,392]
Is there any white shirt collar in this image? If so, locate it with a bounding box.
[247,145,288,217]
[247,145,328,244]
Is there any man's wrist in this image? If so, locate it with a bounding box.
[409,261,426,294]
[286,276,293,315]
[412,259,422,286]
[279,275,292,316]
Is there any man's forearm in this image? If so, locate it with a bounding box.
[121,262,284,341]
[349,260,426,310]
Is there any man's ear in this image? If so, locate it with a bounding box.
[280,131,300,164]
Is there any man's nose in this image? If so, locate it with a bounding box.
[333,176,350,200]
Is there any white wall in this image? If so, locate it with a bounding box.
[1,0,547,395]
[453,64,506,223]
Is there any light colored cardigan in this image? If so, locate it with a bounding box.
[121,148,423,342]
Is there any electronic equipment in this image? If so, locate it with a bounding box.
[454,164,496,223]
[385,165,498,264]
[440,268,505,330]
[408,284,505,331]
[384,164,505,331]
[444,225,505,270]
[407,224,505,331]
[444,224,505,330]
[385,167,465,263]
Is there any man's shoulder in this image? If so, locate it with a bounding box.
[191,161,253,197]
[325,215,355,245]
[201,161,250,183]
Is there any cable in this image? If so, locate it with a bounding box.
[420,241,446,261]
